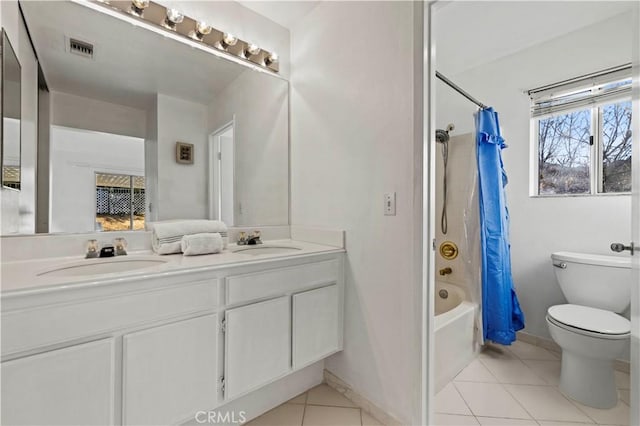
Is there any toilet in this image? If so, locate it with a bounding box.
[547,251,631,409]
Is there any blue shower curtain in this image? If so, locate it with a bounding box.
[476,107,525,345]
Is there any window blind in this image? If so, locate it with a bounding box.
[528,64,632,118]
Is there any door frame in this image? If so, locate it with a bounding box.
[422,2,437,425]
[423,2,640,425]
[629,3,639,424]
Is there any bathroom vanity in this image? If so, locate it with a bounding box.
[1,241,344,425]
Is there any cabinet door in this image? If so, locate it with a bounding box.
[292,284,340,368]
[224,296,290,400]
[123,314,219,425]
[1,339,115,426]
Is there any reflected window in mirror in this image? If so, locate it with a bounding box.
[1,29,22,190]
[96,173,145,231]
[50,126,145,234]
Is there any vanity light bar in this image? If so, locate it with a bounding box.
[86,0,279,73]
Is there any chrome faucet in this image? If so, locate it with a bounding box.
[85,238,127,258]
[86,239,99,259]
[439,267,452,276]
[237,230,262,246]
[114,237,128,256]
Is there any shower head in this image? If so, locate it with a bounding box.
[435,123,455,144]
[435,129,450,144]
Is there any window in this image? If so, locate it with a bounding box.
[95,173,145,231]
[530,65,632,195]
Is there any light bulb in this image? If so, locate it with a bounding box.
[245,43,261,57]
[166,8,184,24]
[132,0,149,9]
[219,32,238,50]
[265,52,279,66]
[192,21,212,40]
[196,21,212,35]
[130,0,149,16]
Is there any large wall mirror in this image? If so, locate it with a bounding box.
[1,29,22,191]
[13,0,288,235]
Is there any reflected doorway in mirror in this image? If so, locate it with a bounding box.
[209,121,235,227]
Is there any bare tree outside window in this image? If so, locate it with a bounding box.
[537,99,632,195]
[538,109,591,194]
[601,101,632,193]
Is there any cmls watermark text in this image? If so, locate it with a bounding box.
[195,410,247,424]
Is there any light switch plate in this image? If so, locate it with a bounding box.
[384,192,396,216]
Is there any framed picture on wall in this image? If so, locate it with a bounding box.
[176,142,194,164]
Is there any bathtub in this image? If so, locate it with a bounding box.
[434,281,477,392]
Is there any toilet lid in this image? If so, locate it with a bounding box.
[548,304,630,335]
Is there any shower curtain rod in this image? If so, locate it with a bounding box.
[436,71,488,110]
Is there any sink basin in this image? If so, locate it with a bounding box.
[232,245,303,256]
[38,256,168,278]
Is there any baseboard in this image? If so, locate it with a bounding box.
[323,369,402,426]
[180,362,324,425]
[516,331,630,373]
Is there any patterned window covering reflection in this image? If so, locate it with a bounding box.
[95,173,145,231]
[2,166,20,190]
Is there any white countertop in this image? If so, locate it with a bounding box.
[1,239,344,297]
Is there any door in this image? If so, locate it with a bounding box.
[122,314,219,425]
[1,338,115,425]
[224,296,290,400]
[292,284,340,368]
[209,122,235,226]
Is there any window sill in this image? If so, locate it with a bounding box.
[530,192,631,199]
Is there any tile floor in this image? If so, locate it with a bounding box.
[435,341,631,426]
[247,341,631,426]
[246,384,383,426]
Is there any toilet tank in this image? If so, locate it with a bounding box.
[551,252,631,313]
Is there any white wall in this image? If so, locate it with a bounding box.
[435,12,633,339]
[208,70,289,226]
[0,0,38,235]
[49,126,144,234]
[156,94,208,220]
[17,17,38,235]
[291,2,423,423]
[50,91,146,139]
[162,0,291,78]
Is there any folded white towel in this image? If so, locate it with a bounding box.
[181,233,224,256]
[150,220,228,255]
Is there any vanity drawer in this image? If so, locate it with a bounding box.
[225,260,338,305]
[2,279,219,356]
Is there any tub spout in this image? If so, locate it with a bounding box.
[439,267,452,276]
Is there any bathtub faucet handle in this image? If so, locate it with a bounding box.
[439,267,452,276]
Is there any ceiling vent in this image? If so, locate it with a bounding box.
[68,38,94,59]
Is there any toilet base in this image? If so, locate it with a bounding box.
[559,351,618,409]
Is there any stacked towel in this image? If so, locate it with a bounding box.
[150,220,228,255]
[181,233,224,256]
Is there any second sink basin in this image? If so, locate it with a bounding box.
[38,256,168,278]
[232,245,302,256]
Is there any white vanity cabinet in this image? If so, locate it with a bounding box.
[122,314,220,425]
[224,297,291,399]
[292,284,341,368]
[1,251,344,426]
[1,338,115,426]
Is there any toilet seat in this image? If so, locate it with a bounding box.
[547,304,630,340]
